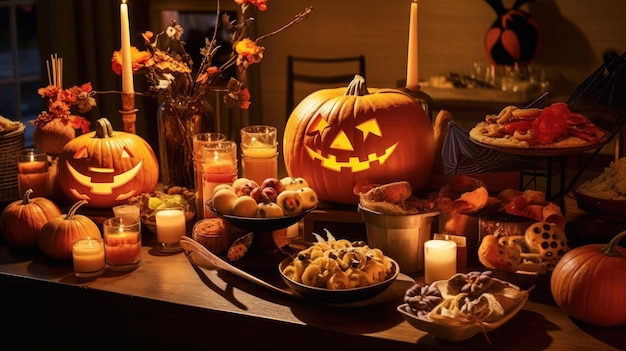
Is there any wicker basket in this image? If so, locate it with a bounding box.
[0,124,25,202]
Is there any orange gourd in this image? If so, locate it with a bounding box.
[57,117,159,208]
[283,75,435,204]
[0,189,62,248]
[550,230,626,327]
[38,200,101,261]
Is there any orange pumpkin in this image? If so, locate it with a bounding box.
[550,230,626,327]
[57,118,159,208]
[0,189,62,248]
[38,200,101,261]
[283,75,435,204]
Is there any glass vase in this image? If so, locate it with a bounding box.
[157,95,216,189]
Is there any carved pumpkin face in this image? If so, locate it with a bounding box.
[58,118,159,208]
[283,76,435,204]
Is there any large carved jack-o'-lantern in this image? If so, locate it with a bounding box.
[283,75,435,204]
[57,118,159,208]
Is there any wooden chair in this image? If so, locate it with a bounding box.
[286,55,366,121]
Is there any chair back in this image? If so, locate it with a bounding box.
[286,55,366,121]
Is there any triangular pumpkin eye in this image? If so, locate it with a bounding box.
[73,146,89,159]
[306,113,329,136]
[330,131,353,151]
[122,148,133,159]
[356,118,381,141]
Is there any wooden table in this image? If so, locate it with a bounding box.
[1,228,623,351]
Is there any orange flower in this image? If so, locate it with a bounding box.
[111,47,152,75]
[235,38,264,66]
[224,78,251,109]
[234,0,268,11]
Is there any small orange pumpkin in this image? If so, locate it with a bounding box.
[0,189,62,248]
[283,75,435,204]
[550,230,626,327]
[38,200,102,261]
[57,117,159,208]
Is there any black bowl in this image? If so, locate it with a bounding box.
[206,199,317,232]
[573,189,626,220]
[278,256,400,304]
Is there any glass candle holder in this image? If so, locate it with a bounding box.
[103,217,142,271]
[72,237,106,279]
[240,125,278,185]
[193,132,227,218]
[15,148,50,198]
[201,140,238,218]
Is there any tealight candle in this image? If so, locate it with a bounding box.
[155,207,186,252]
[424,239,457,284]
[72,237,106,279]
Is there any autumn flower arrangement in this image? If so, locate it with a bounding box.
[31,56,96,155]
[111,0,313,109]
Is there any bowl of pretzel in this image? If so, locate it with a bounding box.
[279,230,400,304]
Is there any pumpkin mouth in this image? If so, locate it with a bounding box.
[304,143,398,172]
[64,160,144,200]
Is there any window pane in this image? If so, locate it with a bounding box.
[20,80,40,148]
[0,84,17,118]
[16,4,39,77]
[0,7,13,80]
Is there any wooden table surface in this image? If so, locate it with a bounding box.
[1,195,625,350]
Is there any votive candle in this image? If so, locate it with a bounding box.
[72,238,106,278]
[424,239,457,284]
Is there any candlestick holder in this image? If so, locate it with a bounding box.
[120,92,138,134]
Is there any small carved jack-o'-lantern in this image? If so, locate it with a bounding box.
[57,118,159,208]
[484,0,541,66]
[283,75,435,204]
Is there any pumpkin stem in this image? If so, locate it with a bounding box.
[22,188,34,204]
[66,200,88,220]
[484,0,506,16]
[601,230,626,257]
[345,75,369,96]
[95,118,114,138]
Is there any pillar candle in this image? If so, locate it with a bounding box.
[155,208,186,244]
[405,0,419,91]
[120,0,134,94]
[424,239,457,284]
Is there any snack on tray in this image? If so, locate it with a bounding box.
[576,156,626,199]
[402,271,527,324]
[358,181,436,215]
[478,221,569,274]
[469,102,607,149]
[436,175,489,215]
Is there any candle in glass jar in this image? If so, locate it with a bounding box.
[72,238,106,278]
[424,239,457,284]
[240,125,278,185]
[17,160,49,197]
[104,231,141,265]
